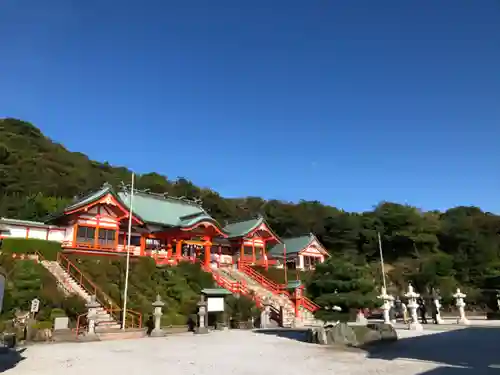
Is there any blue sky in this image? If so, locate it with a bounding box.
[1,1,499,213]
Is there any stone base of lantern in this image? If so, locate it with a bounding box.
[151,328,166,337]
[195,326,209,334]
[456,317,470,325]
[408,321,423,331]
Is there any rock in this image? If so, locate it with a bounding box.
[365,323,397,343]
[326,323,358,346]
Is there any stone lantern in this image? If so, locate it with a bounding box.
[85,295,101,335]
[195,295,209,334]
[378,287,394,325]
[151,294,165,337]
[431,289,445,325]
[404,284,423,331]
[453,288,470,325]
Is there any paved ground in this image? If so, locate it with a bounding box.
[2,329,500,375]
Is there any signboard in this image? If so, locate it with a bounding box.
[0,271,5,314]
[31,298,40,313]
[207,297,224,312]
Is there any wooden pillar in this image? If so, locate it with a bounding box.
[167,239,172,258]
[204,241,211,267]
[252,240,256,264]
[72,224,78,247]
[263,239,268,270]
[176,240,182,259]
[140,235,146,256]
[239,242,244,268]
[114,226,119,250]
[217,245,222,267]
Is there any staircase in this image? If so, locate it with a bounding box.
[211,266,295,327]
[214,264,324,327]
[40,258,122,331]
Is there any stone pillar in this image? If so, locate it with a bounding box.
[151,294,165,337]
[195,295,209,334]
[378,287,394,325]
[453,288,470,325]
[260,297,271,328]
[432,290,445,324]
[405,284,423,331]
[86,295,101,335]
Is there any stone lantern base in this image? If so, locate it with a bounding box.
[151,328,166,337]
[195,326,209,334]
[408,321,423,331]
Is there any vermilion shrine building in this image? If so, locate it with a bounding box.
[0,184,329,270]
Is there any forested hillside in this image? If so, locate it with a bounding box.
[1,118,500,301]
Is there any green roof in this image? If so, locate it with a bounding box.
[48,183,225,231]
[118,191,220,228]
[65,184,113,212]
[223,215,281,240]
[201,288,233,296]
[223,217,262,238]
[268,233,320,258]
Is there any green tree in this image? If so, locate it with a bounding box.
[307,255,378,321]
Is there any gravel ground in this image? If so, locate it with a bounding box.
[3,330,458,375]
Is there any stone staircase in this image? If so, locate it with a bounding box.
[217,267,297,327]
[40,260,121,331]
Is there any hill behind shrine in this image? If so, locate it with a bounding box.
[2,118,500,301]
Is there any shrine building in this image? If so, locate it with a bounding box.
[0,184,329,270]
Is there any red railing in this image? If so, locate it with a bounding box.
[238,262,290,297]
[302,296,320,312]
[56,253,142,328]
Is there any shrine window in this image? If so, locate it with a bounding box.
[98,228,116,247]
[76,226,95,243]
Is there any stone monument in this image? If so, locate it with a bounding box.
[85,295,101,335]
[151,294,165,337]
[405,284,423,331]
[195,295,209,334]
[453,288,470,325]
[378,287,394,325]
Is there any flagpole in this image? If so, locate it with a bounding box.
[377,232,387,291]
[122,172,134,330]
[283,244,288,285]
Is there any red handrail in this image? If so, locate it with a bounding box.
[239,262,290,297]
[302,296,320,312]
[57,253,142,328]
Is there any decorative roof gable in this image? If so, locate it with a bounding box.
[268,233,328,258]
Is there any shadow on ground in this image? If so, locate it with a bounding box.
[0,348,26,373]
[253,328,311,343]
[359,327,500,375]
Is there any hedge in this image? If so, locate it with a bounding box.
[0,238,62,261]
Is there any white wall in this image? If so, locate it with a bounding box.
[27,228,47,240]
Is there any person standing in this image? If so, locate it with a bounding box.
[145,315,155,336]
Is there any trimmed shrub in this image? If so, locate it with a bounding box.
[1,238,62,260]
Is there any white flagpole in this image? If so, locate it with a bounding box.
[378,232,387,291]
[122,172,134,330]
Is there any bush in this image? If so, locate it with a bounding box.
[1,238,62,260]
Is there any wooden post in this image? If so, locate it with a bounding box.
[252,241,256,264]
[167,239,172,258]
[240,243,244,268]
[176,240,182,259]
[204,242,211,267]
